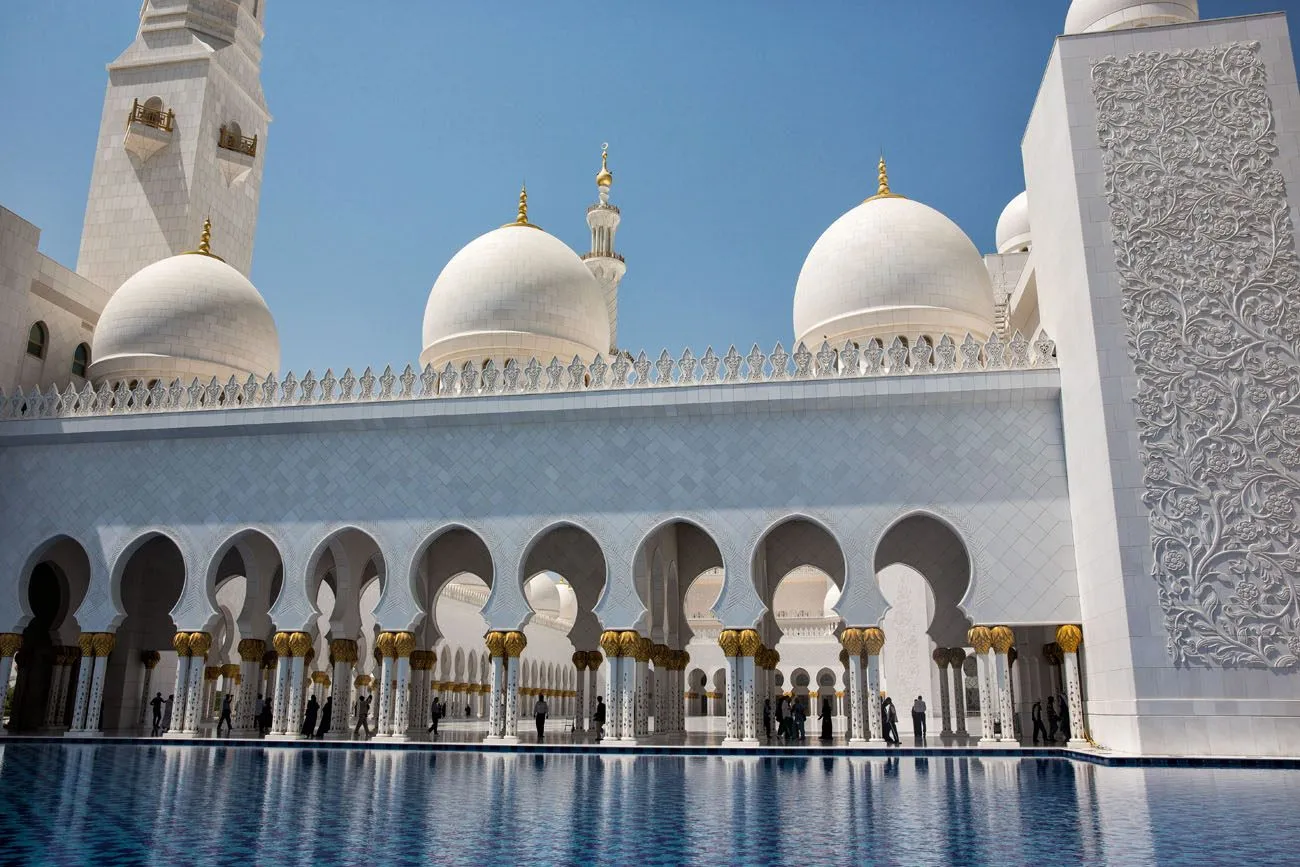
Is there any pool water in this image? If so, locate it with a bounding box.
[0,744,1294,866]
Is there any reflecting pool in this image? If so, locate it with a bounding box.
[0,744,1295,865]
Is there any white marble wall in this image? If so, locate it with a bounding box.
[1025,13,1300,756]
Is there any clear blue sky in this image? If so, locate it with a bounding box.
[2,1,1296,373]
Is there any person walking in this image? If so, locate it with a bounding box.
[819,697,833,741]
[911,695,927,740]
[593,696,606,743]
[464,703,471,719]
[533,694,549,741]
[162,694,174,731]
[315,696,333,739]
[1058,694,1071,740]
[216,693,234,736]
[1045,693,1059,741]
[259,699,273,736]
[254,694,264,732]
[428,696,442,737]
[1031,700,1047,744]
[882,696,900,745]
[149,692,164,735]
[302,695,319,737]
[775,695,788,741]
[353,694,371,739]
[793,700,807,741]
[762,698,773,741]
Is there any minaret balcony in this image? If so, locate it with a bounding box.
[218,126,258,158]
[123,98,174,161]
[581,251,625,263]
[216,125,257,186]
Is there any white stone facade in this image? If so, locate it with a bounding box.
[1,2,1299,758]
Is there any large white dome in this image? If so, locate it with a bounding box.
[422,223,611,369]
[1064,0,1197,34]
[89,250,280,386]
[996,191,1031,254]
[793,187,995,348]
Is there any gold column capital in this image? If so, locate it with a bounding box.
[504,630,527,658]
[238,638,266,662]
[485,631,506,658]
[393,632,417,658]
[1056,624,1083,654]
[718,629,740,658]
[991,625,1015,654]
[0,633,22,657]
[861,627,885,656]
[967,625,992,654]
[599,630,622,658]
[287,631,312,658]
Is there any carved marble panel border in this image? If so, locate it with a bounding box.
[1094,42,1300,668]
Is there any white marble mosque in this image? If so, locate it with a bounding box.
[1,0,1300,757]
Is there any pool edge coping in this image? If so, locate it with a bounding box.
[3,735,1297,769]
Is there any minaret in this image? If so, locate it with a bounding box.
[583,144,626,352]
[77,0,271,294]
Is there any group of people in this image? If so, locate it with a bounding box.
[1030,695,1072,743]
[148,690,274,736]
[762,695,838,742]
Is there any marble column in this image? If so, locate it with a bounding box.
[950,648,968,735]
[572,652,588,732]
[600,633,623,740]
[842,630,867,743]
[633,638,651,737]
[587,652,602,731]
[181,634,212,734]
[991,627,1017,743]
[44,647,73,730]
[269,635,293,735]
[374,632,396,737]
[1057,625,1088,746]
[163,632,193,736]
[718,630,741,743]
[934,648,953,736]
[236,640,264,733]
[968,627,997,743]
[618,632,639,741]
[0,634,21,731]
[68,635,96,731]
[486,632,506,738]
[388,632,415,740]
[137,650,161,729]
[863,627,885,743]
[650,645,667,735]
[503,631,526,740]
[280,632,311,738]
[737,629,761,744]
[84,633,115,734]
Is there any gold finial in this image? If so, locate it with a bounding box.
[865,154,905,203]
[198,217,212,255]
[596,142,613,187]
[504,183,541,229]
[183,216,225,260]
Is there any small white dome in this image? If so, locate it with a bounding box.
[995,191,1031,254]
[793,195,995,347]
[422,225,611,369]
[90,252,280,386]
[1064,0,1197,34]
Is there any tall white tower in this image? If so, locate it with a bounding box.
[77,0,271,294]
[583,145,626,352]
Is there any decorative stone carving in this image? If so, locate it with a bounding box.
[1094,42,1300,668]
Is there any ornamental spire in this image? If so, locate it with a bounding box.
[865,154,905,203]
[184,216,225,260]
[504,183,540,229]
[596,143,613,189]
[198,217,212,255]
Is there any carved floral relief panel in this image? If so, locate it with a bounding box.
[1093,42,1300,668]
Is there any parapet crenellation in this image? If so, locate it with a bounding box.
[0,330,1055,422]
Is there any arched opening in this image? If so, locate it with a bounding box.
[103,534,186,731]
[26,322,48,359]
[8,537,90,732]
[519,524,607,737]
[305,528,383,736]
[753,517,846,737]
[873,513,973,738]
[71,343,90,378]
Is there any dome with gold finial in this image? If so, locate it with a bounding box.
[422,185,610,370]
[793,156,995,348]
[89,217,281,386]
